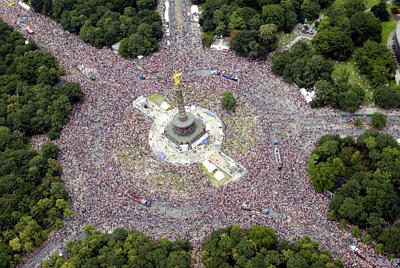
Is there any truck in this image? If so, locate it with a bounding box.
[16,21,34,34]
[274,140,282,170]
[241,203,269,216]
[139,74,160,80]
[211,70,239,81]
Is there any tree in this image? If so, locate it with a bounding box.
[363,234,373,245]
[31,0,44,12]
[258,23,278,52]
[228,11,246,32]
[350,12,382,45]
[354,119,363,127]
[374,86,400,108]
[287,253,308,268]
[230,30,257,57]
[312,27,353,61]
[138,0,158,10]
[308,156,345,192]
[247,226,277,249]
[262,4,285,29]
[371,1,390,21]
[310,131,400,255]
[119,32,158,59]
[60,82,84,102]
[338,85,364,113]
[41,142,60,160]
[355,41,396,86]
[300,0,320,21]
[221,91,237,110]
[351,226,361,237]
[371,112,387,129]
[378,222,400,254]
[202,32,214,47]
[342,0,366,17]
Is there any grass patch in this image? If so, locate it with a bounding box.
[382,19,397,45]
[334,56,374,105]
[148,93,174,111]
[278,31,296,48]
[149,93,163,104]
[333,0,380,9]
[199,162,231,187]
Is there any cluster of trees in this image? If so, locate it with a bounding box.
[197,0,334,59]
[201,225,344,267]
[355,40,397,88]
[311,68,365,112]
[374,85,400,108]
[312,0,383,61]
[371,112,387,129]
[30,0,162,58]
[0,21,84,139]
[272,0,397,111]
[307,131,400,255]
[0,19,81,267]
[271,40,334,89]
[0,127,74,267]
[43,225,192,267]
[42,225,343,267]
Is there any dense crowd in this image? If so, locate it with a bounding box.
[1,1,400,267]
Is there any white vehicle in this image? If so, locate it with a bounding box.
[18,1,31,10]
[350,245,359,252]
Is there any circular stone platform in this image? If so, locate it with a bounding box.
[149,106,224,164]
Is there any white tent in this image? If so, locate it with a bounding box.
[19,1,31,10]
[191,5,199,15]
[214,171,225,181]
[160,101,170,110]
[111,41,120,54]
[202,160,217,173]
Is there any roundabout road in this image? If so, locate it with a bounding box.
[1,1,399,267]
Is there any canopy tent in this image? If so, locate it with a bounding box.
[191,5,199,14]
[202,160,217,173]
[160,101,171,110]
[157,152,166,159]
[214,171,225,181]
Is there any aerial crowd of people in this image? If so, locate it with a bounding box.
[2,0,400,267]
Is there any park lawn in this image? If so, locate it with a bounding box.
[333,0,380,9]
[334,56,374,105]
[381,19,397,45]
[148,93,175,110]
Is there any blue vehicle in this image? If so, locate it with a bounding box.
[211,70,239,81]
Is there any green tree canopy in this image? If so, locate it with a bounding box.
[43,226,192,268]
[221,91,237,110]
[309,131,400,255]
